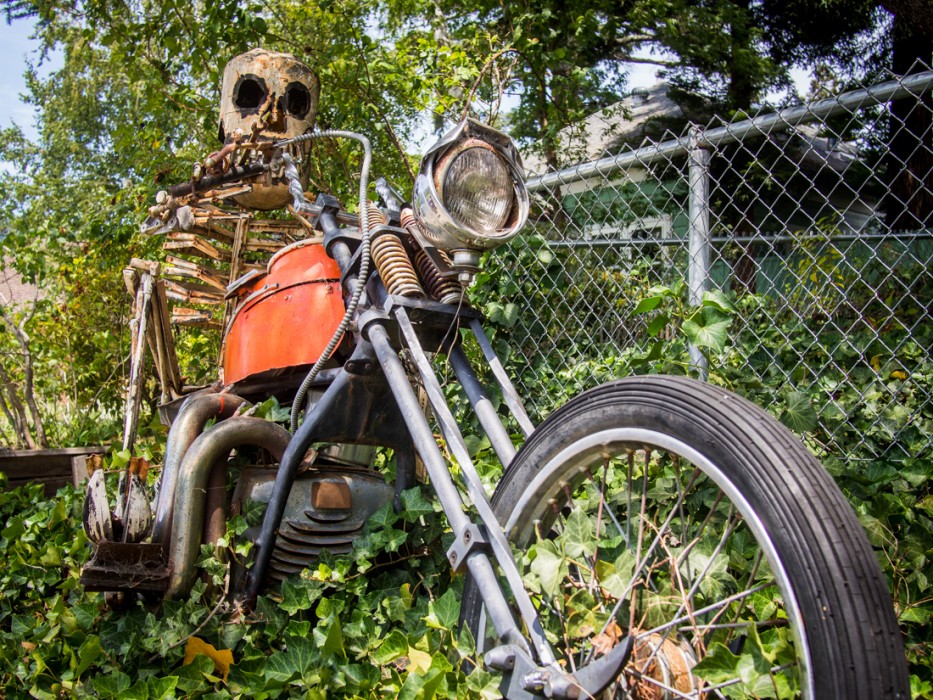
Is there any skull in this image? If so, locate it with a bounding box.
[218,48,320,210]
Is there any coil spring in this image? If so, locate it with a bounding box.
[414,249,464,304]
[368,203,424,298]
[399,209,465,304]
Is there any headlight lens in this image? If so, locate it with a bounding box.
[412,118,528,262]
[441,146,514,233]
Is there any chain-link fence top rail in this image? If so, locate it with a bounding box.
[485,65,932,466]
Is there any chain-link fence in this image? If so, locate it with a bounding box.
[494,66,932,466]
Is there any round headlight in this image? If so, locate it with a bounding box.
[441,145,515,233]
[412,118,529,261]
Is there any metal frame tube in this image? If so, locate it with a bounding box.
[467,319,535,438]
[448,345,517,466]
[367,323,529,651]
[389,311,556,665]
[165,417,291,599]
[245,369,353,605]
[687,126,712,381]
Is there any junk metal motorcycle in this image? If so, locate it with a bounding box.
[80,49,908,699]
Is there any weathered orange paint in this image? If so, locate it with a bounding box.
[222,243,344,384]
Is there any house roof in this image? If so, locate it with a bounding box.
[0,258,43,308]
[521,83,685,177]
[520,82,864,180]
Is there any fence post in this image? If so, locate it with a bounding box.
[688,125,712,380]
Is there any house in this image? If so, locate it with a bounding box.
[520,82,883,258]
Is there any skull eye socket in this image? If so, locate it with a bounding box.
[234,75,267,111]
[285,82,312,119]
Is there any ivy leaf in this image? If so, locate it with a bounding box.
[368,503,399,529]
[484,301,505,324]
[561,507,596,559]
[424,588,460,630]
[146,677,179,700]
[405,647,433,674]
[121,679,150,700]
[683,307,732,352]
[371,629,409,665]
[693,641,776,694]
[530,540,567,597]
[264,636,317,683]
[633,295,665,314]
[92,671,131,699]
[781,391,818,433]
[702,289,737,314]
[646,313,670,337]
[73,634,103,677]
[314,616,346,659]
[383,527,409,552]
[502,302,520,327]
[3,517,25,540]
[279,578,322,615]
[399,488,434,522]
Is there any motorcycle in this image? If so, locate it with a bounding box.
[79,50,908,699]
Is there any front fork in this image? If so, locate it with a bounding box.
[245,294,631,698]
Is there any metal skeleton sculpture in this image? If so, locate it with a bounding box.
[80,48,909,700]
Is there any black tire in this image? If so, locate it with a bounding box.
[462,376,908,699]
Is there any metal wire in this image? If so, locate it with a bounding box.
[275,130,373,432]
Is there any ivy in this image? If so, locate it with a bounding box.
[0,474,501,698]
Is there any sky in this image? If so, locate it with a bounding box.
[0,18,57,142]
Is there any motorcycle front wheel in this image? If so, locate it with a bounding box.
[461,376,908,699]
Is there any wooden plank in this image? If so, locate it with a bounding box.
[224,217,250,331]
[152,282,183,399]
[0,447,106,496]
[163,256,228,290]
[163,280,225,305]
[171,308,220,328]
[244,238,286,254]
[163,233,231,262]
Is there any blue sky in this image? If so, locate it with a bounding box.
[0,19,57,141]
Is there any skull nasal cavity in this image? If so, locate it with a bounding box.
[234,76,267,110]
[285,83,311,119]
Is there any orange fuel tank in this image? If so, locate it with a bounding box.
[222,241,345,386]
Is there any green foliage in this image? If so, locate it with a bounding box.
[0,474,501,698]
[470,241,932,693]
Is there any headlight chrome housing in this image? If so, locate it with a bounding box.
[413,119,528,271]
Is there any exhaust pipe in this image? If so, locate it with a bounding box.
[152,391,248,546]
[165,416,291,600]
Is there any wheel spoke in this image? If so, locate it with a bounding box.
[463,377,907,700]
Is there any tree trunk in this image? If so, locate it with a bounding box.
[0,360,36,449]
[727,0,759,295]
[884,11,933,230]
